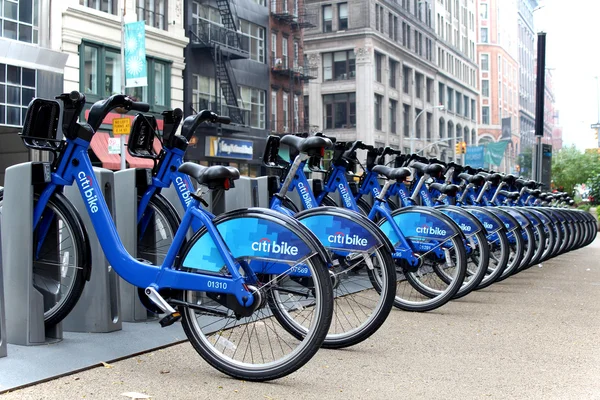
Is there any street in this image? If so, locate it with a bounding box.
[2,238,600,400]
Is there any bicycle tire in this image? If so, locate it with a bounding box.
[177,209,334,381]
[137,193,181,265]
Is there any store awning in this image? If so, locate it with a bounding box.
[90,132,163,170]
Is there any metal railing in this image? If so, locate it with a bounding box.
[270,59,316,79]
[137,6,166,30]
[190,22,248,56]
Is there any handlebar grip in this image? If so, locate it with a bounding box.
[216,116,231,124]
[131,101,150,112]
[69,91,84,102]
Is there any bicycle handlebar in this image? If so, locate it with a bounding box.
[87,93,150,132]
[181,110,231,140]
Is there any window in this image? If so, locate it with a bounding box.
[389,59,398,88]
[239,86,266,129]
[338,2,348,30]
[323,5,332,32]
[271,90,277,131]
[481,54,489,71]
[480,27,488,43]
[447,87,454,111]
[471,99,476,120]
[388,13,393,39]
[240,20,265,63]
[282,92,289,132]
[293,41,299,69]
[455,92,461,115]
[482,79,489,97]
[293,95,299,131]
[81,42,171,110]
[0,64,36,126]
[482,106,490,124]
[80,0,117,15]
[426,112,432,139]
[426,78,433,103]
[323,93,356,129]
[375,52,382,83]
[402,66,411,94]
[304,95,309,129]
[393,16,398,41]
[389,99,397,134]
[323,50,355,81]
[192,74,225,113]
[137,0,167,30]
[439,82,445,105]
[415,108,422,138]
[479,3,488,19]
[3,0,40,43]
[415,73,423,99]
[282,37,288,67]
[254,0,266,5]
[463,95,469,117]
[374,94,382,130]
[403,104,410,137]
[375,4,379,31]
[271,33,277,64]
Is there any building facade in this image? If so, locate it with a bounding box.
[269,0,316,137]
[302,0,478,163]
[517,0,536,153]
[48,0,187,169]
[476,0,520,173]
[183,0,270,176]
[0,0,69,185]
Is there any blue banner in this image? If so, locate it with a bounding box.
[124,21,147,88]
[465,146,485,168]
[183,217,312,273]
[208,136,254,160]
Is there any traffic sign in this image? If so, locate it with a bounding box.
[112,118,131,135]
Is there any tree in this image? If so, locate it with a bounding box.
[551,146,600,195]
[518,146,533,179]
[588,174,600,205]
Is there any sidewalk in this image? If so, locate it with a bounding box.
[3,239,600,400]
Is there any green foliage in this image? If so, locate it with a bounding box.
[577,204,591,212]
[551,146,600,195]
[588,174,600,205]
[518,147,533,179]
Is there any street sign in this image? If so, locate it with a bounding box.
[112,118,131,135]
[108,138,121,154]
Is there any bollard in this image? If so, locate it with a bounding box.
[63,167,121,333]
[113,169,157,322]
[2,163,63,345]
[253,177,271,208]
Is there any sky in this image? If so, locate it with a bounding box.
[533,0,600,150]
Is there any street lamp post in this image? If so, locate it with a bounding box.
[410,105,444,154]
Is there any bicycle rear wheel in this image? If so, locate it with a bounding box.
[0,190,90,327]
[177,209,333,381]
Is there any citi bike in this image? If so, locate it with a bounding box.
[119,108,394,349]
[264,135,468,312]
[8,91,335,381]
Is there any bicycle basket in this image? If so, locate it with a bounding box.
[20,98,62,151]
[128,114,159,159]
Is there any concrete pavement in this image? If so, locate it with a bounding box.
[2,238,600,399]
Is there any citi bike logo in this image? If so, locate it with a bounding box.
[415,225,447,236]
[339,183,353,208]
[483,221,494,230]
[458,223,472,232]
[175,176,193,207]
[77,172,99,213]
[297,182,314,209]
[372,187,380,197]
[252,238,299,256]
[327,231,368,247]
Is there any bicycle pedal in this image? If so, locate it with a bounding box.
[159,312,181,328]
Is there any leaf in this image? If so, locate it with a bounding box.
[121,392,151,399]
[101,362,114,369]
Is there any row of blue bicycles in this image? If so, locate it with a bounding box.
[1,92,596,382]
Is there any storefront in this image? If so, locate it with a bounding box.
[185,129,267,177]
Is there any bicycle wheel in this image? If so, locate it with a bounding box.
[137,194,181,265]
[476,228,509,290]
[177,210,333,381]
[1,191,90,327]
[379,208,467,312]
[292,207,396,349]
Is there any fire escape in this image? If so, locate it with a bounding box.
[189,0,248,126]
[270,0,318,134]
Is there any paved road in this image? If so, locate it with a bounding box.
[3,239,600,400]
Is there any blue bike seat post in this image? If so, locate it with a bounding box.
[277,153,310,198]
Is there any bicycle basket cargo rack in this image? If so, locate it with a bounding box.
[19,98,64,163]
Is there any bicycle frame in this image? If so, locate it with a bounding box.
[32,137,264,306]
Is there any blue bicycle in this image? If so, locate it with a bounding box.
[14,92,335,381]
